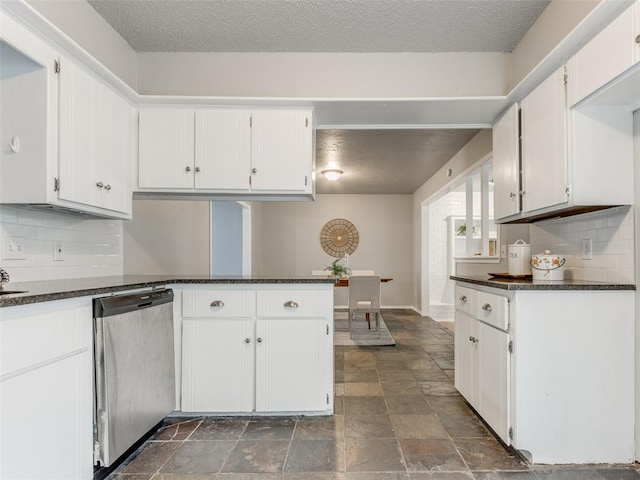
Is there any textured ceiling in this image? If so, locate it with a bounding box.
[88,0,549,53]
[315,129,479,194]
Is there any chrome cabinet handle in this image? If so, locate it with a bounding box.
[459,295,467,303]
[185,166,192,172]
[96,181,104,188]
[284,300,299,308]
[635,34,640,44]
[195,166,201,173]
[251,167,258,174]
[509,192,516,198]
[104,184,111,191]
[469,336,478,344]
[245,338,251,344]
[482,303,492,312]
[257,337,263,343]
[210,300,224,307]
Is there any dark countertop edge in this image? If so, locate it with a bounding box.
[451,275,636,291]
[0,276,338,308]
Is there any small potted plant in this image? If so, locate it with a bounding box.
[324,257,351,277]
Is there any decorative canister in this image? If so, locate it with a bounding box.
[530,250,566,280]
[507,239,532,276]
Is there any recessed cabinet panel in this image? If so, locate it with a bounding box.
[251,110,312,193]
[521,67,568,213]
[478,321,510,444]
[182,289,256,318]
[139,108,195,189]
[255,317,328,412]
[455,286,476,317]
[195,109,251,190]
[58,58,96,208]
[181,318,255,413]
[257,289,332,318]
[454,311,478,405]
[492,105,520,220]
[476,291,508,330]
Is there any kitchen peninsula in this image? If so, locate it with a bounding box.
[451,274,635,464]
[0,275,336,479]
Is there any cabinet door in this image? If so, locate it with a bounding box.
[521,67,568,213]
[250,109,312,192]
[492,104,520,220]
[195,109,251,190]
[567,3,639,106]
[454,311,478,405]
[478,322,511,445]
[182,318,254,412]
[139,108,195,189]
[95,84,133,214]
[58,56,98,208]
[255,317,331,412]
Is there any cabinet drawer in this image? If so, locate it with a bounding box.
[1,303,92,377]
[476,291,508,330]
[182,290,256,318]
[257,289,332,318]
[455,286,476,315]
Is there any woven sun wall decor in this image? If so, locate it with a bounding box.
[320,218,359,258]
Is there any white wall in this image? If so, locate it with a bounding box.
[259,195,413,308]
[509,0,599,89]
[123,200,210,275]
[0,206,123,282]
[137,52,509,97]
[26,0,138,89]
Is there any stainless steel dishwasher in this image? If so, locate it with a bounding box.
[93,288,175,467]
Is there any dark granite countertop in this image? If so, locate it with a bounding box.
[0,275,338,308]
[451,275,635,291]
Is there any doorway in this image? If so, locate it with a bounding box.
[211,201,252,275]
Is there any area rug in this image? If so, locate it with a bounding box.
[334,310,396,346]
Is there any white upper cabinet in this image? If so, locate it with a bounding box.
[492,105,520,220]
[195,109,251,190]
[139,108,195,189]
[137,107,314,198]
[0,14,133,219]
[520,67,568,214]
[250,109,313,193]
[567,1,640,107]
[58,56,133,216]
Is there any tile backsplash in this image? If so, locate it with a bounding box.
[0,206,123,283]
[529,206,634,283]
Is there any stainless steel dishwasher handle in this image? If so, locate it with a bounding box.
[210,300,224,307]
[284,300,299,308]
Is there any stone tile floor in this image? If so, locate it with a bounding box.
[107,309,640,480]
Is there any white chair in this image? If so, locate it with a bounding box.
[349,270,375,276]
[348,275,381,338]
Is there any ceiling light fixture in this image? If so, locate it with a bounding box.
[321,169,343,181]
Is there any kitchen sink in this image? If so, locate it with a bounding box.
[0,290,27,295]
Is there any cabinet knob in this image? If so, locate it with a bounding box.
[481,303,492,312]
[195,166,201,173]
[459,295,467,303]
[635,34,640,44]
[185,166,192,172]
[251,167,258,174]
[245,338,251,344]
[96,181,104,188]
[104,184,111,191]
[520,190,526,195]
[283,300,299,308]
[210,300,224,307]
[257,337,263,343]
[468,336,478,344]
[509,192,516,198]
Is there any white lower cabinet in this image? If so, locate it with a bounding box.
[0,299,93,480]
[454,281,635,464]
[180,285,334,414]
[454,289,510,445]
